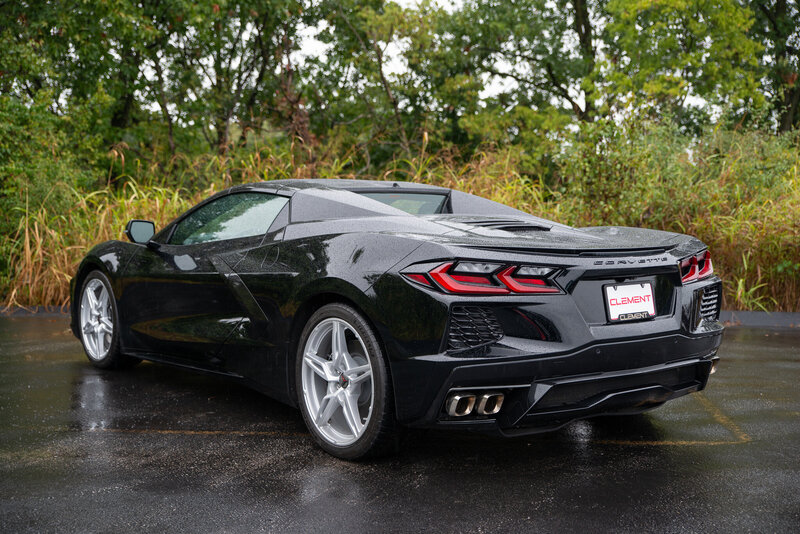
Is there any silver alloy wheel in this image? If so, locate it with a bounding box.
[301,317,374,446]
[79,278,114,361]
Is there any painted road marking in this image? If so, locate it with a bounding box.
[84,427,310,438]
[593,393,751,446]
[30,393,750,447]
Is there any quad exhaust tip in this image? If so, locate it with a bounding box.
[445,392,504,417]
[476,392,504,415]
[446,394,476,417]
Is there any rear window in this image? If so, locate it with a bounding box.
[359,192,447,215]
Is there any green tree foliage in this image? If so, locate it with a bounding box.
[3,0,796,171]
[605,0,764,127]
[2,0,800,310]
[0,94,105,236]
[748,1,800,131]
[302,0,419,166]
[434,0,602,122]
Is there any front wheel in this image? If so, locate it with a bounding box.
[296,303,400,459]
[78,271,138,369]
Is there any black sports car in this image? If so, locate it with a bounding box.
[71,179,723,459]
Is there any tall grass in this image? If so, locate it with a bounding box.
[417,124,800,312]
[2,124,799,311]
[2,182,212,308]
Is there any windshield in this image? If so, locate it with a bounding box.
[358,192,447,215]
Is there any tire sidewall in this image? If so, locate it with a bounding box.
[295,303,391,460]
[79,270,122,369]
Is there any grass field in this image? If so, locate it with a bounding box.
[2,124,798,312]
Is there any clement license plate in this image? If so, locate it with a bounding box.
[604,283,656,322]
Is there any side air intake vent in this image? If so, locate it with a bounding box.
[448,306,504,350]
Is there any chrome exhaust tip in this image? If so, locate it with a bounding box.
[710,359,719,375]
[446,393,476,417]
[476,392,504,415]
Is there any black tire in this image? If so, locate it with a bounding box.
[295,303,401,460]
[77,271,139,370]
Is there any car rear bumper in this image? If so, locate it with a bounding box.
[392,326,723,434]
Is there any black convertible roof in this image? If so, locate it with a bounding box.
[239,178,450,194]
[224,179,459,222]
[224,178,561,227]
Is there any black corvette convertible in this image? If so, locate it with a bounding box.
[71,179,723,458]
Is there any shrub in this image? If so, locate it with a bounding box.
[1,122,798,311]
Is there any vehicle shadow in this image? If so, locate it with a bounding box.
[62,357,695,476]
[397,413,667,463]
[70,360,667,451]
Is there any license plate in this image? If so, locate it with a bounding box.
[604,283,656,322]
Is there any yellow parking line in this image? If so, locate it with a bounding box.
[595,392,751,447]
[75,393,749,447]
[85,427,309,438]
[595,439,743,446]
[693,392,751,443]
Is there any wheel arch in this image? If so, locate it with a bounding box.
[70,258,112,338]
[286,290,390,408]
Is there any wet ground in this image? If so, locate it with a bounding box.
[1,316,798,533]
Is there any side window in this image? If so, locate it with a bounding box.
[170,193,288,245]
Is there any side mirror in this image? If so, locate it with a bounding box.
[125,220,156,244]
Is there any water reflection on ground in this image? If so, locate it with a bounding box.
[1,316,798,532]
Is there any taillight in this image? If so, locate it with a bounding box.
[496,266,560,294]
[403,261,560,295]
[404,273,432,287]
[680,250,713,283]
[697,251,713,278]
[448,262,503,286]
[429,262,509,294]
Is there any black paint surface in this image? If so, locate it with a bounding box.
[67,179,723,430]
[1,316,798,532]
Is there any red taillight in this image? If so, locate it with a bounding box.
[429,263,510,294]
[497,266,560,294]
[449,274,493,285]
[680,250,713,283]
[407,262,561,295]
[697,251,713,278]
[404,273,432,287]
[680,256,698,283]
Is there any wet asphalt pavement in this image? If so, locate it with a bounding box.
[1,316,798,533]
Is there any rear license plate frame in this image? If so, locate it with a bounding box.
[604,282,656,323]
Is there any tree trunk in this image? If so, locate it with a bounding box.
[110,90,135,129]
[779,84,800,132]
[770,0,798,132]
[216,115,230,154]
[571,0,596,121]
[111,50,139,129]
[152,55,176,155]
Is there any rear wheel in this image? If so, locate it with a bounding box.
[78,271,138,369]
[296,303,400,459]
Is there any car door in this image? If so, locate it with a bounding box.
[118,191,289,370]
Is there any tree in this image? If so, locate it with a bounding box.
[604,0,763,125]
[439,0,603,123]
[749,1,800,131]
[303,0,418,167]
[165,1,305,153]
